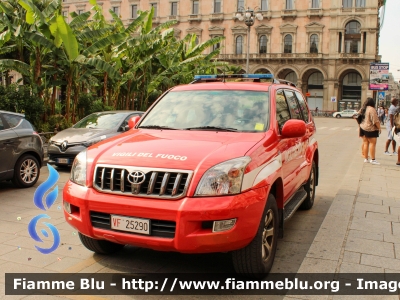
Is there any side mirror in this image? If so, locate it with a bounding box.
[128,116,141,129]
[281,119,306,138]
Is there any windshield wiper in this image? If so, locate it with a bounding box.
[138,125,177,130]
[184,126,238,132]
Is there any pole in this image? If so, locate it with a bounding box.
[246,25,250,73]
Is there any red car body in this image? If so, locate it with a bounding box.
[63,79,318,257]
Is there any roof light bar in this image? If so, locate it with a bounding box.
[194,74,274,80]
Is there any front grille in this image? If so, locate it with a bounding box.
[93,165,192,199]
[90,211,176,238]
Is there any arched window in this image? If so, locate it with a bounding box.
[236,36,243,54]
[285,71,297,83]
[345,21,361,53]
[195,35,199,45]
[310,34,318,53]
[259,35,267,54]
[284,34,292,53]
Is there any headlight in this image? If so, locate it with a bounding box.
[70,149,87,186]
[195,157,251,196]
[83,135,107,147]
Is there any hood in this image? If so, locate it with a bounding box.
[91,130,265,170]
[51,128,116,144]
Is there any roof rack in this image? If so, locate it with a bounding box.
[273,79,297,87]
[191,73,274,84]
[191,74,297,87]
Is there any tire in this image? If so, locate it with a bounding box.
[232,194,279,278]
[300,161,316,210]
[12,154,40,188]
[79,233,125,254]
[336,114,341,118]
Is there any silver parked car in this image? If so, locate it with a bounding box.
[48,111,143,166]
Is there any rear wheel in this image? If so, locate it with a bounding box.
[12,154,40,188]
[79,233,125,254]
[232,194,279,278]
[300,161,316,210]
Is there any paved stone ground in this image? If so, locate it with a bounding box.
[287,122,400,300]
[0,118,399,299]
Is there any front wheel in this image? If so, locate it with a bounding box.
[79,233,125,254]
[300,161,316,210]
[232,194,279,278]
[335,114,341,118]
[12,154,40,188]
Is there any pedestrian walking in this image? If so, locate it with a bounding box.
[384,108,389,123]
[359,97,381,164]
[354,102,368,158]
[378,106,385,125]
[384,97,398,155]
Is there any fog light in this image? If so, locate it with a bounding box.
[212,219,237,232]
[64,201,72,214]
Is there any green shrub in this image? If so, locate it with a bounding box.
[0,84,44,129]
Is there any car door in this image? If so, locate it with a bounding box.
[283,89,307,196]
[275,89,301,202]
[0,114,19,180]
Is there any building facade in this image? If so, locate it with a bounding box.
[62,0,385,111]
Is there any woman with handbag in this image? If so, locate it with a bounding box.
[359,97,381,164]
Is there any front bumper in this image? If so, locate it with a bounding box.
[63,180,268,253]
[48,144,86,165]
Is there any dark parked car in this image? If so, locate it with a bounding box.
[0,110,44,188]
[48,111,143,166]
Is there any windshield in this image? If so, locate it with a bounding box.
[140,90,270,132]
[73,112,124,129]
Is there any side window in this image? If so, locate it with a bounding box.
[275,90,291,131]
[0,116,5,130]
[3,114,23,128]
[284,90,302,121]
[295,91,310,122]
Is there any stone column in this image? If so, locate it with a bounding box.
[341,31,345,53]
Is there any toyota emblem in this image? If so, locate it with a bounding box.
[127,171,146,185]
[60,141,68,152]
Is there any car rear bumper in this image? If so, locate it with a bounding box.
[63,180,268,253]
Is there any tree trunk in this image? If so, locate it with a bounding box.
[51,85,57,116]
[72,86,79,123]
[103,72,108,105]
[34,47,42,98]
[126,80,131,110]
[65,75,72,122]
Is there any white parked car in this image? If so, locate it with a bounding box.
[332,109,358,118]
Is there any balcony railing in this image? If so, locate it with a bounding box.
[216,53,326,60]
[307,8,323,18]
[281,9,297,19]
[340,53,364,58]
[188,14,201,22]
[168,15,180,22]
[210,13,224,21]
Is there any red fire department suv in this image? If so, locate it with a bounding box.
[63,74,318,276]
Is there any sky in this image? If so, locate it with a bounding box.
[379,0,400,83]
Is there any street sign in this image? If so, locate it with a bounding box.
[331,96,337,102]
[378,91,385,100]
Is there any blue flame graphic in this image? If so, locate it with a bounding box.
[28,214,60,254]
[33,164,59,211]
[29,164,61,254]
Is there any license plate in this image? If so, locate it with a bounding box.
[57,158,69,164]
[111,215,150,235]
